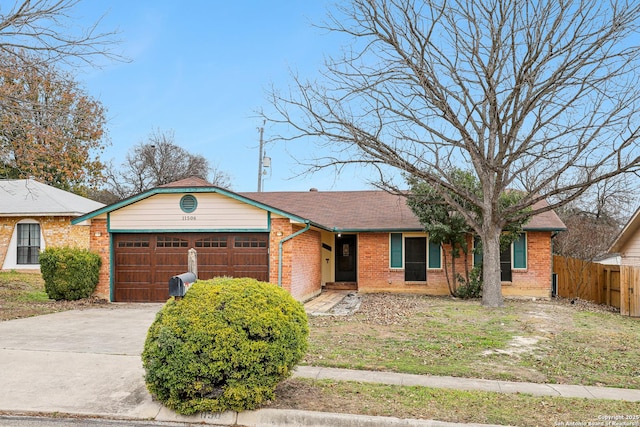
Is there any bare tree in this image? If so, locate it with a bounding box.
[104,129,232,201]
[266,0,640,307]
[0,0,121,69]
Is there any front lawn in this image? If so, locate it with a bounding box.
[0,271,97,321]
[303,293,638,388]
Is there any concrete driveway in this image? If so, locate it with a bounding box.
[0,305,164,418]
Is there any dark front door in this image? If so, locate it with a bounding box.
[405,237,427,281]
[335,234,357,282]
[500,247,512,282]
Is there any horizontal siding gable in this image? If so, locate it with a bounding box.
[109,193,269,231]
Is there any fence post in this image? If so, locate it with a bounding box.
[620,266,629,316]
[188,248,198,279]
[605,268,611,307]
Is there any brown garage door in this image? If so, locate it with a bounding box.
[113,233,269,302]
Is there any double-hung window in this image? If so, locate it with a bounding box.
[17,223,41,265]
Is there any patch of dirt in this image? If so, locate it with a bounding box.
[482,335,543,356]
[0,296,108,322]
[353,293,426,325]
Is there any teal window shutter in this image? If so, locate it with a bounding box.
[428,240,441,269]
[473,235,483,267]
[390,233,403,268]
[513,233,527,269]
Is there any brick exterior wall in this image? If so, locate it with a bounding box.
[356,231,553,298]
[0,216,92,270]
[90,219,111,300]
[268,218,321,302]
[290,226,322,302]
[269,218,292,289]
[503,231,553,298]
[357,233,450,295]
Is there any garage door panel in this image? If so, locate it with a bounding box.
[231,252,268,265]
[114,232,269,302]
[197,252,229,266]
[115,270,152,285]
[115,252,150,267]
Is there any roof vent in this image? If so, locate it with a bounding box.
[309,188,318,192]
[180,194,198,213]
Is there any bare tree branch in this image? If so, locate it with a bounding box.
[0,0,124,68]
[264,0,640,307]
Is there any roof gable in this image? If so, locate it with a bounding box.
[609,206,640,253]
[0,179,104,216]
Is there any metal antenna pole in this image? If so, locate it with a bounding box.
[257,124,265,192]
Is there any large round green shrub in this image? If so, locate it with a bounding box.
[40,247,101,301]
[142,277,309,415]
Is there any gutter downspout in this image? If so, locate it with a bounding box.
[278,221,311,287]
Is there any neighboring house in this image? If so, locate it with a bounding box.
[608,206,640,266]
[72,177,566,303]
[0,179,105,271]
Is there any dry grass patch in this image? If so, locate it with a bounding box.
[268,378,640,427]
[0,271,104,321]
[306,293,639,388]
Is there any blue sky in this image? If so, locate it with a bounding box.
[73,1,379,192]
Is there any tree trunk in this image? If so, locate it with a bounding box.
[481,226,504,308]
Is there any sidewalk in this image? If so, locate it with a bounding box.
[153,366,640,426]
[293,366,640,402]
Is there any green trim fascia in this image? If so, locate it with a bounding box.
[332,228,425,233]
[522,226,567,232]
[72,186,314,226]
[107,228,271,234]
[109,230,114,302]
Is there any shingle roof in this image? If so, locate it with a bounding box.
[241,190,566,232]
[158,176,212,188]
[0,179,105,216]
[241,190,423,231]
[74,176,566,232]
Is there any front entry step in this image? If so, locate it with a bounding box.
[324,282,357,291]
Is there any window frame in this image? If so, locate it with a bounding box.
[512,232,527,270]
[472,232,528,271]
[16,222,41,265]
[427,239,442,269]
[389,233,403,268]
[389,232,442,270]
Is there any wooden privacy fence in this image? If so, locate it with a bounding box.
[553,255,640,317]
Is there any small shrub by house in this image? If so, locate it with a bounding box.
[40,247,101,301]
[142,277,309,415]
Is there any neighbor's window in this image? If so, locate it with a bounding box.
[17,223,41,264]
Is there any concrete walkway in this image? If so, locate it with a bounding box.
[304,289,352,315]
